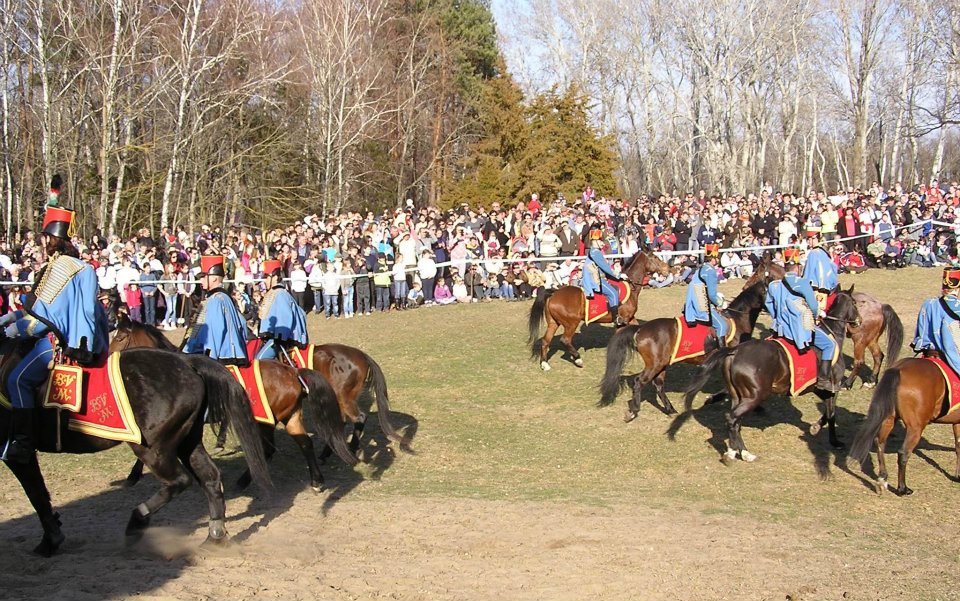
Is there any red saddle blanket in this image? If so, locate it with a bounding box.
[922,356,960,418]
[246,338,314,370]
[37,353,141,444]
[585,281,632,324]
[769,337,817,397]
[225,362,275,426]
[670,317,736,364]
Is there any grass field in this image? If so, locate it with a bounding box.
[2,266,959,600]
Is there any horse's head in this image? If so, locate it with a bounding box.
[743,256,784,289]
[828,287,862,334]
[110,316,173,352]
[626,250,670,280]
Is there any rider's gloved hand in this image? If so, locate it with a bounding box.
[4,322,19,338]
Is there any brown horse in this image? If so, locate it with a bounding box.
[681,288,861,461]
[599,280,769,421]
[110,319,357,491]
[851,358,960,496]
[300,343,412,460]
[744,257,904,388]
[527,250,671,371]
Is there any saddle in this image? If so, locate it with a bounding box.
[584,281,632,324]
[671,317,736,364]
[921,355,960,418]
[768,337,818,397]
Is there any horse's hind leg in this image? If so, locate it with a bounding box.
[179,443,229,545]
[725,399,759,463]
[865,340,884,387]
[124,459,145,487]
[560,323,583,368]
[284,409,325,492]
[653,371,677,415]
[212,414,230,454]
[842,339,866,389]
[540,320,559,371]
[893,424,923,496]
[5,455,64,556]
[811,389,844,449]
[126,446,192,542]
[874,414,896,492]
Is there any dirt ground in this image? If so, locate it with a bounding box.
[3,268,960,600]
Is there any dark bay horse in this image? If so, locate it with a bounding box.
[851,358,960,496]
[681,288,861,462]
[0,340,272,556]
[110,321,357,492]
[599,280,769,421]
[744,257,904,388]
[527,250,671,371]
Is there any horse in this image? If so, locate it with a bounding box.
[0,338,272,556]
[744,257,904,388]
[850,357,960,496]
[110,319,357,492]
[680,287,861,462]
[599,280,769,421]
[527,250,672,371]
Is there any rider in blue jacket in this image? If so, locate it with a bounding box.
[255,258,308,360]
[915,268,960,375]
[182,255,249,366]
[765,248,839,392]
[1,179,108,463]
[581,227,625,326]
[802,235,839,314]
[683,243,729,344]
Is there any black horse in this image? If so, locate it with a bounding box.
[680,288,861,462]
[0,339,272,556]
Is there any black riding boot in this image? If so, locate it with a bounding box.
[816,359,837,393]
[6,409,37,464]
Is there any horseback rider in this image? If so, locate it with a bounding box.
[911,268,960,365]
[581,227,626,326]
[0,180,108,463]
[254,258,308,361]
[802,234,839,314]
[182,255,249,366]
[683,243,729,345]
[764,248,839,392]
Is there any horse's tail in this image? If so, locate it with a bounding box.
[682,347,736,412]
[851,368,900,464]
[299,369,358,467]
[527,288,555,346]
[599,324,641,405]
[363,352,412,452]
[186,356,272,493]
[881,304,904,366]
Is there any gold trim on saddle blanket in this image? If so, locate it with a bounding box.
[225,361,275,425]
[925,359,960,419]
[669,317,736,364]
[64,353,141,443]
[288,344,314,371]
[770,338,837,397]
[43,364,84,412]
[584,282,632,325]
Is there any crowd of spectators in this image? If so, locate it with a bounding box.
[1,179,958,326]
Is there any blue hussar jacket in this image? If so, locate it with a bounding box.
[764,271,819,349]
[581,248,619,294]
[684,264,722,325]
[802,247,839,292]
[928,295,960,375]
[184,288,249,364]
[16,255,108,358]
[257,285,308,346]
[912,297,941,352]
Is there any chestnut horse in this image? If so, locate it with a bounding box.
[110,319,357,491]
[599,280,769,421]
[744,257,903,388]
[681,288,861,462]
[851,358,960,496]
[527,250,671,371]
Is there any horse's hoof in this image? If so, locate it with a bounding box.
[200,534,233,550]
[311,484,325,494]
[33,531,65,557]
[809,422,822,436]
[862,381,876,389]
[540,361,551,371]
[125,508,150,537]
[891,486,914,497]
[122,477,140,489]
[723,448,739,462]
[875,478,887,495]
[740,450,758,463]
[573,358,584,368]
[623,410,637,423]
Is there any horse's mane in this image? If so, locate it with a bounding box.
[825,289,858,339]
[729,279,766,310]
[130,321,179,351]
